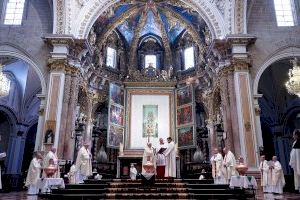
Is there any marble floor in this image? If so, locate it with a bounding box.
[0,191,299,200]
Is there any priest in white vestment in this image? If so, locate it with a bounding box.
[259,155,272,193]
[210,148,225,184]
[289,130,300,192]
[130,163,138,180]
[75,141,92,183]
[68,162,77,184]
[0,152,6,190]
[25,152,42,195]
[270,156,285,194]
[163,137,176,178]
[42,147,60,178]
[222,147,237,183]
[142,143,156,174]
[156,138,166,178]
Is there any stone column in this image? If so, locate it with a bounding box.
[57,73,71,158]
[63,73,80,160]
[227,35,259,170]
[34,94,46,151]
[42,35,74,154]
[253,94,263,148]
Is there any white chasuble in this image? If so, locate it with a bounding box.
[164,141,176,178]
[210,153,226,184]
[25,158,41,187]
[271,161,285,194]
[75,146,92,177]
[222,151,237,182]
[290,140,300,191]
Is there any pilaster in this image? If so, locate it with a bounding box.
[227,34,259,170]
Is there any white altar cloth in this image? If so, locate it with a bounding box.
[37,178,65,193]
[229,176,257,189]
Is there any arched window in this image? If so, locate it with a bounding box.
[145,55,157,68]
[106,47,117,69]
[274,0,296,26]
[4,0,26,25]
[184,47,195,70]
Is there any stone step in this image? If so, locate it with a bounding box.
[52,188,106,194]
[107,187,188,193]
[66,184,108,189]
[105,192,190,199]
[186,183,229,189]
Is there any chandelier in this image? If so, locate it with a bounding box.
[286,58,300,97]
[0,64,10,97]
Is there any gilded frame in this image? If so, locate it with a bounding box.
[125,88,175,149]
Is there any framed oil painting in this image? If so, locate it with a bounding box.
[107,125,124,148]
[176,85,192,107]
[177,126,194,148]
[109,104,124,126]
[177,105,193,126]
[143,105,158,138]
[109,83,125,106]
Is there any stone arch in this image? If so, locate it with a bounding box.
[0,49,47,95]
[71,0,228,39]
[253,47,300,95]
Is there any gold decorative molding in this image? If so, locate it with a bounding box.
[124,81,177,88]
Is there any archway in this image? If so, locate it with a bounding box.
[21,123,38,174]
[257,57,300,175]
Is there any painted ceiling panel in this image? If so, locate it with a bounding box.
[140,11,162,37]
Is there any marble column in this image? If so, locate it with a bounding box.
[42,35,74,154]
[63,74,79,160]
[227,34,259,170]
[57,73,71,158]
[34,94,46,151]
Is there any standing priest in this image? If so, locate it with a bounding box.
[222,147,237,183]
[270,156,285,194]
[289,130,300,193]
[163,137,176,178]
[156,138,166,178]
[25,152,42,195]
[75,141,92,183]
[210,148,225,184]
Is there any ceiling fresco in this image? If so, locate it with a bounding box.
[92,0,210,46]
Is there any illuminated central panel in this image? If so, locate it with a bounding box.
[126,89,174,149]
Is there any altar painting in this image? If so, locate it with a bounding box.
[109,105,124,126]
[110,84,125,106]
[177,126,194,148]
[143,105,158,138]
[176,85,192,106]
[177,105,193,126]
[108,125,124,147]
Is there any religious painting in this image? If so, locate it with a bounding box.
[109,83,124,106]
[176,85,193,107]
[107,125,124,148]
[109,105,124,126]
[177,105,193,126]
[142,105,158,138]
[44,120,56,144]
[177,126,194,148]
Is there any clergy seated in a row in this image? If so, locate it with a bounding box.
[259,155,285,194]
[141,137,177,179]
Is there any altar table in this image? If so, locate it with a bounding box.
[229,176,257,189]
[37,178,65,193]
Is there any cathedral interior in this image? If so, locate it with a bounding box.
[0,0,300,199]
